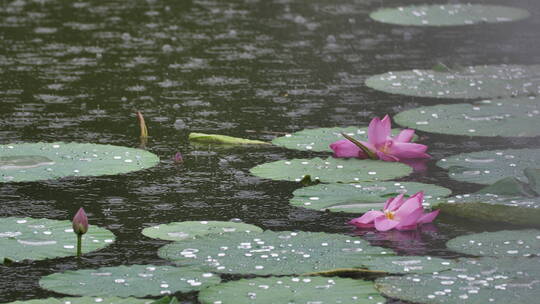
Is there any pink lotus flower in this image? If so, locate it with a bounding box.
[348,192,439,232]
[329,115,430,162]
[72,207,88,235]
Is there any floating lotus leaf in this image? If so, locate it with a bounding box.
[39,265,220,297]
[250,157,412,183]
[159,231,395,275]
[0,142,159,182]
[446,230,540,257]
[7,297,150,304]
[142,221,263,241]
[365,65,540,99]
[272,127,412,153]
[0,217,115,264]
[370,4,529,26]
[376,257,540,304]
[198,276,385,304]
[439,194,540,227]
[360,256,456,275]
[394,97,540,137]
[437,149,540,185]
[188,133,269,145]
[290,182,450,213]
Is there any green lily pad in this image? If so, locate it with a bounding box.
[437,149,540,185]
[272,127,413,153]
[394,97,540,137]
[250,157,412,183]
[0,142,159,182]
[39,265,220,297]
[7,297,151,304]
[361,256,456,275]
[0,217,115,264]
[188,133,269,145]
[365,65,540,100]
[376,257,540,304]
[159,231,395,275]
[370,4,529,26]
[439,194,540,227]
[142,221,263,241]
[290,182,451,213]
[446,230,540,257]
[198,276,385,304]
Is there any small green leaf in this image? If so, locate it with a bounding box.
[189,133,269,145]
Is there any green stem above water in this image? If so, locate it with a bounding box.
[76,234,82,257]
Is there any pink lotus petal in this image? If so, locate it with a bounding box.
[394,195,423,219]
[374,217,400,231]
[382,197,394,211]
[385,193,406,212]
[396,223,419,231]
[388,142,431,159]
[396,207,424,228]
[368,116,391,147]
[394,129,415,143]
[330,139,362,158]
[376,151,399,162]
[349,210,385,227]
[418,209,440,224]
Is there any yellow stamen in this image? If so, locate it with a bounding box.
[384,210,395,220]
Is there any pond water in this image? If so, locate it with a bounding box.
[1,0,539,302]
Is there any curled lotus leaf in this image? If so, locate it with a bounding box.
[0,142,159,182]
[0,217,115,264]
[370,4,529,26]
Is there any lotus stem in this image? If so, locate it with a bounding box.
[136,111,148,138]
[76,233,82,257]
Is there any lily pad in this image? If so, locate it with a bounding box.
[360,256,456,275]
[188,133,269,145]
[446,230,540,257]
[142,221,263,241]
[198,276,385,304]
[290,182,451,213]
[159,231,395,275]
[0,142,159,182]
[0,217,115,264]
[439,194,540,227]
[272,127,413,153]
[7,297,151,304]
[437,149,540,185]
[370,4,529,26]
[394,97,540,137]
[250,157,412,183]
[376,257,540,304]
[365,64,540,100]
[39,265,220,297]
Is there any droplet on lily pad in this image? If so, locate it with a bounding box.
[0,217,115,264]
[365,64,540,100]
[198,276,385,304]
[159,231,395,275]
[39,265,221,297]
[290,182,451,213]
[250,157,412,183]
[142,221,263,241]
[394,96,540,137]
[370,4,529,26]
[5,297,151,304]
[437,148,540,184]
[0,142,159,182]
[272,127,415,153]
[446,229,540,257]
[376,257,540,304]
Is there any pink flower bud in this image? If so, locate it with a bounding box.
[72,208,88,235]
[173,152,183,163]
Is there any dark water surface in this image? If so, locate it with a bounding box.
[1,0,539,302]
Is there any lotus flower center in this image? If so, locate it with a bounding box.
[384,210,395,220]
[379,141,392,154]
